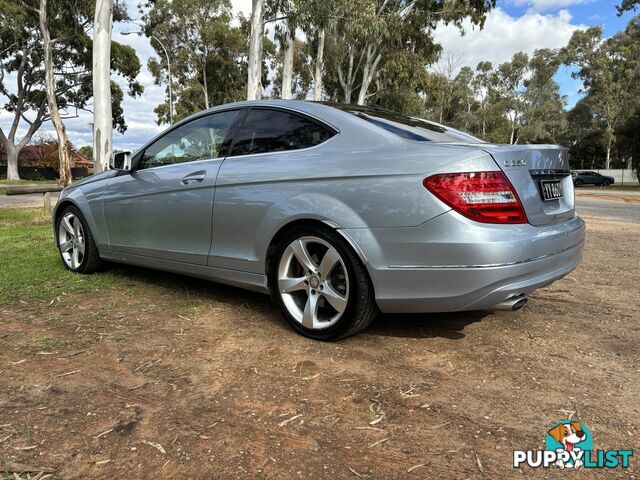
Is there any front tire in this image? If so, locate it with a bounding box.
[602,179,611,186]
[574,179,583,187]
[56,205,104,274]
[271,225,378,340]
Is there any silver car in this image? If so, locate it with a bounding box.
[53,100,585,339]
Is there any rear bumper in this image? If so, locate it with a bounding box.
[340,211,585,313]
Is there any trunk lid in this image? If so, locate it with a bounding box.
[480,144,574,226]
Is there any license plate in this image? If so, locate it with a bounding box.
[540,180,563,201]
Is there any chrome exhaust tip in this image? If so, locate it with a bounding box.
[493,296,528,311]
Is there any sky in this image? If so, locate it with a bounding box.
[0,0,637,152]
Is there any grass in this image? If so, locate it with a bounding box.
[0,207,217,307]
[0,207,120,305]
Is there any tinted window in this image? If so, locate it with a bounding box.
[330,104,483,143]
[141,110,240,169]
[229,109,334,156]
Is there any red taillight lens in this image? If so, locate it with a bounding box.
[423,171,528,224]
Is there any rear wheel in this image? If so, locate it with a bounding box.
[56,205,104,274]
[272,225,378,340]
[574,179,583,186]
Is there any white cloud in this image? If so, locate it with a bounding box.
[433,8,586,73]
[508,0,595,13]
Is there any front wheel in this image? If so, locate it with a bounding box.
[574,179,583,186]
[56,205,104,274]
[602,179,611,186]
[272,226,378,340]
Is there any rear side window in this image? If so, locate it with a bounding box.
[329,104,483,144]
[229,109,335,156]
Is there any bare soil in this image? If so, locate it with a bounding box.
[1,216,639,479]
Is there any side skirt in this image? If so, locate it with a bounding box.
[99,249,270,294]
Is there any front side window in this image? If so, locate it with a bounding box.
[229,109,335,157]
[140,110,240,169]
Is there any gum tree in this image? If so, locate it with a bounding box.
[0,0,142,181]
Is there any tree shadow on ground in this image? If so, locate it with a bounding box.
[106,264,489,340]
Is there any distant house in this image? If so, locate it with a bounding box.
[0,145,93,168]
[0,145,92,179]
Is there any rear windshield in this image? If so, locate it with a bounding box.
[330,104,484,144]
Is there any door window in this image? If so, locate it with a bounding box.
[228,109,335,157]
[140,110,240,169]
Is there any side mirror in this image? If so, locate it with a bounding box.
[110,151,133,171]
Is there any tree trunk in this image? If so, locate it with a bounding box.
[337,46,355,104]
[93,0,113,173]
[202,58,210,109]
[4,144,20,180]
[313,28,325,102]
[357,46,381,105]
[605,135,613,170]
[281,25,294,99]
[247,0,265,100]
[39,0,72,186]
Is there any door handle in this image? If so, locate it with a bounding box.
[181,171,206,185]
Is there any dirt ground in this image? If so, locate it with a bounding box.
[1,214,639,479]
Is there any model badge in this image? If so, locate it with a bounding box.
[504,159,527,167]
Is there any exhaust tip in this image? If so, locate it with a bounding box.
[492,295,528,311]
[512,298,528,311]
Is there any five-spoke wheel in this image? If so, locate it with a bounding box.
[272,226,378,340]
[58,212,86,270]
[278,236,349,330]
[55,205,104,274]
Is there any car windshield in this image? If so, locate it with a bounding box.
[328,104,484,144]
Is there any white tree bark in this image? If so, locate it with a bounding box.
[337,45,357,104]
[39,0,72,186]
[281,25,294,99]
[313,27,325,101]
[4,144,20,180]
[93,0,113,173]
[357,45,381,105]
[247,0,265,100]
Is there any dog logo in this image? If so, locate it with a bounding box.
[545,421,591,468]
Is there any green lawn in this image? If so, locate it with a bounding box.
[0,207,203,306]
[0,207,119,305]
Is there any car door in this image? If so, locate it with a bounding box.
[586,171,598,184]
[102,109,241,265]
[210,107,337,273]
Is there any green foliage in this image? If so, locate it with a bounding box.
[563,19,640,166]
[618,0,640,14]
[142,0,263,124]
[0,0,142,136]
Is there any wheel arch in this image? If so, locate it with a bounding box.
[264,218,369,296]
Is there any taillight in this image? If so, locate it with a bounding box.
[423,171,528,224]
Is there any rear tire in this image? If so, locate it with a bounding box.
[271,225,378,340]
[574,179,583,186]
[56,205,105,274]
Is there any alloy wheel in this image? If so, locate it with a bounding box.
[277,236,349,330]
[58,212,85,270]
